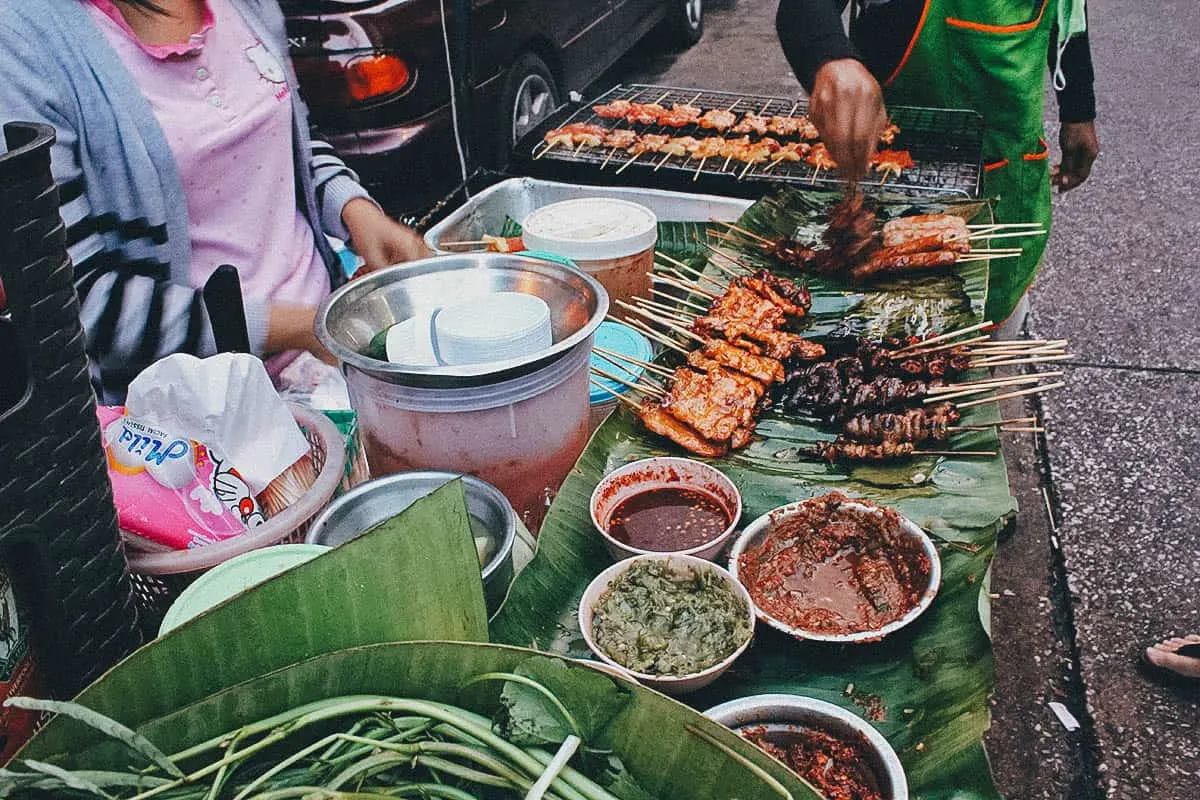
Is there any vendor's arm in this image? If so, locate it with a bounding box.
[0,21,223,398]
[776,0,886,181]
[1050,31,1099,192]
[307,132,430,270]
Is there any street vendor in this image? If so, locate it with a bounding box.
[776,0,1100,324]
[0,0,430,402]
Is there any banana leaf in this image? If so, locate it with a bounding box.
[24,479,489,761]
[492,189,1016,798]
[17,642,821,800]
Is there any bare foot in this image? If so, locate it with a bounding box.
[1144,635,1200,680]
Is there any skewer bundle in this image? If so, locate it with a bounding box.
[710,201,1041,283]
[596,258,1065,463]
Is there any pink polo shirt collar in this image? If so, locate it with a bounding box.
[89,0,215,59]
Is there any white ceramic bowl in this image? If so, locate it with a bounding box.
[704,694,909,800]
[590,457,742,561]
[728,498,941,644]
[578,553,755,695]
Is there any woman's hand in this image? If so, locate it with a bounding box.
[1052,121,1099,192]
[265,303,334,363]
[809,58,888,183]
[342,198,432,272]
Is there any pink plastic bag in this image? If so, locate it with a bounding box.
[97,407,265,550]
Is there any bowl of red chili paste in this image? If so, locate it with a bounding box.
[590,457,742,561]
[705,694,907,800]
[729,492,940,643]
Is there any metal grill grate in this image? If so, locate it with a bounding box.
[516,84,985,199]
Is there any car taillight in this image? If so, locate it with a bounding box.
[346,55,411,102]
[294,52,412,112]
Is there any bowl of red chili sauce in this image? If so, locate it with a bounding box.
[590,457,742,561]
[705,694,908,800]
[729,492,940,644]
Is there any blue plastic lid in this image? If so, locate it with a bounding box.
[589,322,655,405]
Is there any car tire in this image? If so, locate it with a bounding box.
[496,52,560,167]
[664,0,703,49]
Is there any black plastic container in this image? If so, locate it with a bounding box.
[0,124,142,746]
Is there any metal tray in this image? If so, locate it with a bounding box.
[424,177,752,252]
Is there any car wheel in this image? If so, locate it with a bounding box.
[496,52,560,167]
[665,0,703,49]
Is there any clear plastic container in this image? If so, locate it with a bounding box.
[345,339,593,532]
[521,198,658,310]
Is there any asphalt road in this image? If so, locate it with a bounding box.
[596,1,1200,798]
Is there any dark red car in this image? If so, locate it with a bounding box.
[282,0,704,218]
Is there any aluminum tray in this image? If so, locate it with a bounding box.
[424,177,752,253]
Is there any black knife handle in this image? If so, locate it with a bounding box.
[203,264,251,354]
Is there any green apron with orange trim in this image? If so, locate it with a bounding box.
[857,0,1065,322]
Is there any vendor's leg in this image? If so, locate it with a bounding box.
[1144,635,1200,680]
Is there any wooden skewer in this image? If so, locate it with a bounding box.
[619,301,706,345]
[968,229,1046,242]
[927,377,1054,403]
[634,297,697,324]
[929,372,1056,395]
[590,380,641,410]
[810,166,822,185]
[617,300,706,344]
[893,321,994,353]
[969,247,1025,255]
[590,366,665,397]
[693,242,749,278]
[650,288,709,313]
[970,354,1072,369]
[652,272,719,300]
[600,147,619,170]
[438,239,490,248]
[534,141,559,160]
[655,252,729,288]
[955,381,1066,409]
[958,253,1022,262]
[938,371,1063,391]
[971,338,1068,349]
[615,152,642,174]
[712,220,771,244]
[594,347,674,379]
[738,159,757,181]
[653,271,719,299]
[966,222,1045,230]
[619,316,690,355]
[1000,426,1046,433]
[693,157,707,182]
[899,334,992,357]
[654,151,674,171]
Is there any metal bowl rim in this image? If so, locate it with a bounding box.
[702,693,908,799]
[727,499,942,644]
[315,254,608,382]
[305,471,517,582]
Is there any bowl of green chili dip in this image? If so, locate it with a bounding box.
[730,492,940,644]
[579,553,755,694]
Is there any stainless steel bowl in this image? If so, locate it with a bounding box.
[704,694,909,800]
[316,253,608,387]
[305,472,517,612]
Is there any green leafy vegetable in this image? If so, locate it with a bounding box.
[492,656,633,747]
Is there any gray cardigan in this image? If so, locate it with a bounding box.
[0,0,372,401]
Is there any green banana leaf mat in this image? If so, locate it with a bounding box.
[493,188,1016,800]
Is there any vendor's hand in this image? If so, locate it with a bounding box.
[1052,121,1099,192]
[266,303,335,364]
[810,58,888,183]
[342,198,431,272]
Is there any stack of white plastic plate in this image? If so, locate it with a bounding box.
[433,292,553,366]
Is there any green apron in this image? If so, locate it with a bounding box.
[855,0,1063,322]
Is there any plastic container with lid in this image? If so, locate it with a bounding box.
[588,321,654,432]
[521,198,657,309]
[158,544,330,635]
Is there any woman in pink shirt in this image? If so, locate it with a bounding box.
[0,0,428,398]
